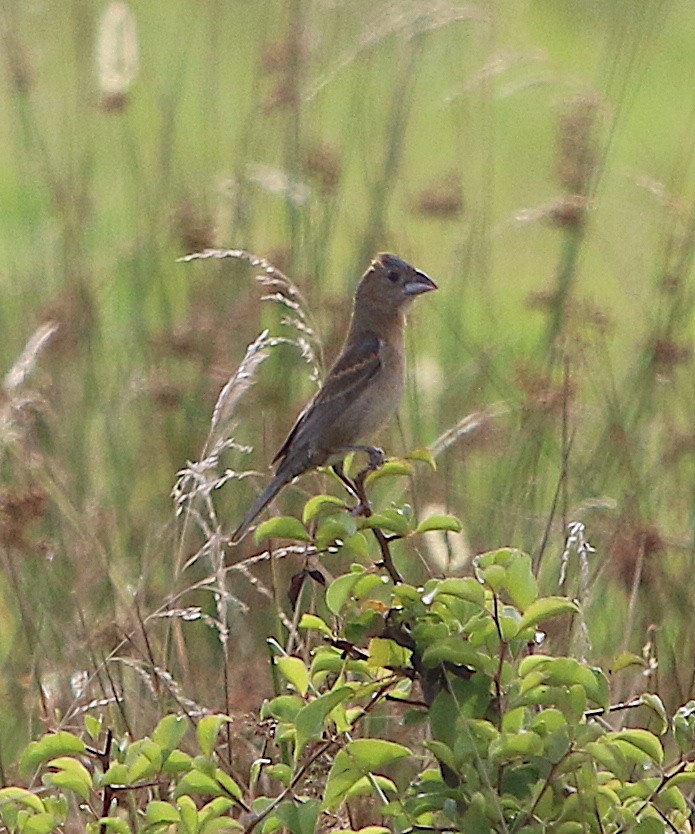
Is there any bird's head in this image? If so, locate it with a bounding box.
[355,253,437,310]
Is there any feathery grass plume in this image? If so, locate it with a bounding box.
[428,402,509,459]
[173,252,323,669]
[114,657,208,716]
[559,520,595,589]
[246,163,311,207]
[171,331,279,653]
[558,521,595,660]
[172,199,216,254]
[3,321,58,392]
[307,1,486,100]
[96,1,139,111]
[556,94,603,197]
[303,141,343,196]
[415,172,464,219]
[2,25,32,93]
[1,321,58,459]
[178,248,322,382]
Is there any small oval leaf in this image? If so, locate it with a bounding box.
[416,514,463,535]
[276,656,310,696]
[515,597,579,634]
[365,459,414,486]
[303,495,347,524]
[255,516,311,543]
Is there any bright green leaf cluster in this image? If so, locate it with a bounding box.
[5,544,694,834]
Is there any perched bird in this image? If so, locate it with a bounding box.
[232,253,437,542]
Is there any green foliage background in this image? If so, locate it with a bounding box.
[2,0,695,765]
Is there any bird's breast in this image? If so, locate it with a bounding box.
[353,337,405,437]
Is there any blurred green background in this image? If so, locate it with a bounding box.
[2,0,695,760]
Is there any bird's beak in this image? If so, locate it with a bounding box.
[404,269,438,296]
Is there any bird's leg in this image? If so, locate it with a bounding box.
[332,460,359,500]
[352,446,384,511]
[332,446,385,517]
[351,445,385,471]
[332,446,402,584]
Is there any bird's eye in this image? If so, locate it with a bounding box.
[387,269,399,283]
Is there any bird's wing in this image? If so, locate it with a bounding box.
[272,331,382,465]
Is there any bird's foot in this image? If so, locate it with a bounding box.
[349,500,371,518]
[366,446,385,471]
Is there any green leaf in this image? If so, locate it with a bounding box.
[341,532,370,558]
[665,768,695,787]
[673,700,695,752]
[423,740,457,773]
[163,749,193,774]
[20,732,87,777]
[274,798,320,834]
[266,763,292,785]
[567,683,587,722]
[153,714,188,752]
[198,796,237,831]
[364,459,414,485]
[344,775,397,800]
[213,769,243,801]
[423,576,485,607]
[421,638,484,670]
[302,495,347,524]
[611,651,645,672]
[607,729,664,765]
[315,515,358,549]
[633,817,665,834]
[323,740,410,809]
[260,695,304,723]
[416,514,463,535]
[127,750,161,784]
[255,516,311,543]
[323,750,364,810]
[146,801,181,824]
[175,770,225,799]
[408,448,437,469]
[322,749,361,811]
[640,693,668,735]
[99,763,128,786]
[45,757,92,801]
[352,573,387,601]
[0,787,45,814]
[515,597,579,633]
[18,812,59,834]
[298,613,332,636]
[505,552,538,610]
[84,715,103,742]
[363,510,411,537]
[197,715,232,758]
[325,570,366,615]
[177,795,199,834]
[479,564,507,592]
[367,638,412,669]
[202,820,244,833]
[276,656,310,696]
[343,739,411,770]
[489,731,544,761]
[90,819,132,833]
[295,687,353,757]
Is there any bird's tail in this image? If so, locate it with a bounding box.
[231,474,290,543]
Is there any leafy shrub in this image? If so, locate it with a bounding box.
[5,474,695,833]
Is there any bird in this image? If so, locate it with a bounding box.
[231,253,437,542]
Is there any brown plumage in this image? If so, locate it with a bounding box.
[232,253,437,542]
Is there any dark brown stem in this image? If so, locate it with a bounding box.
[98,730,114,834]
[333,456,403,584]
